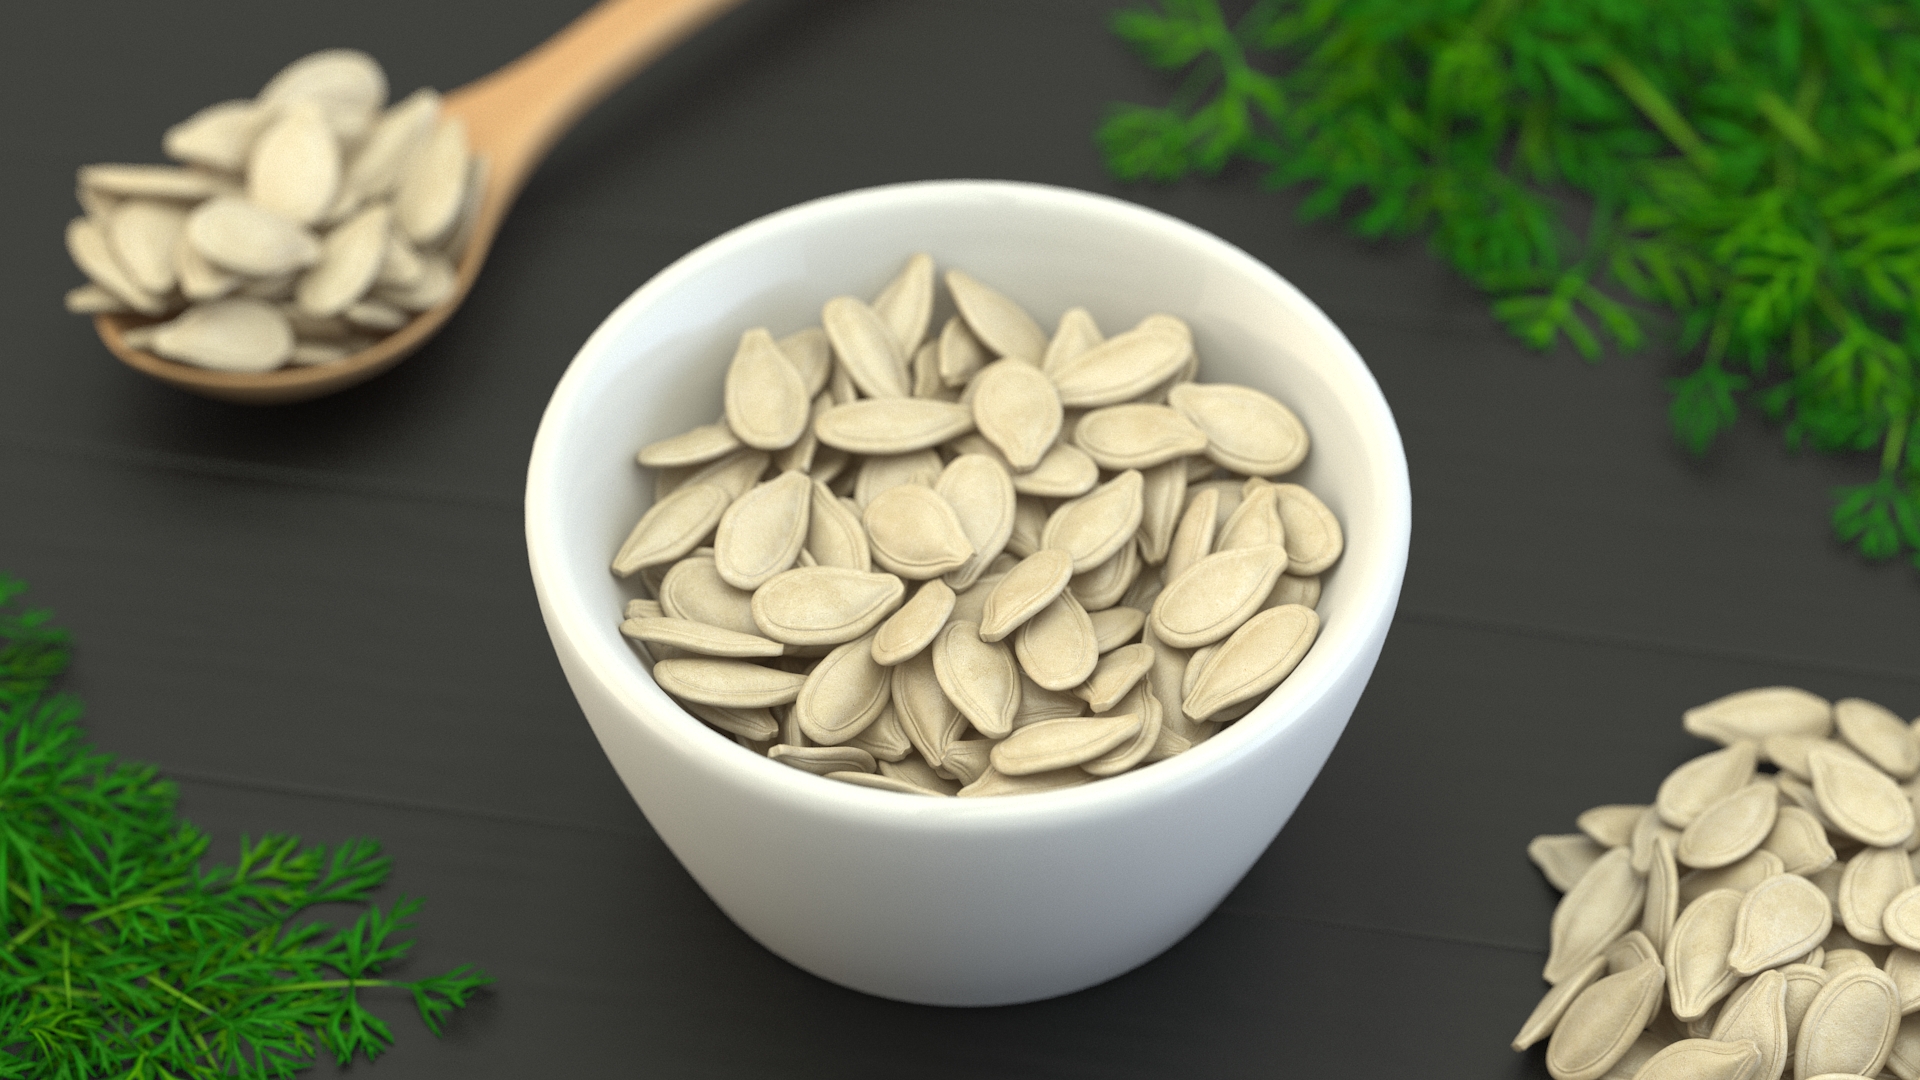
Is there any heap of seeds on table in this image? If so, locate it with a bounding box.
[1520,687,1920,1080]
[64,49,479,372]
[610,255,1341,797]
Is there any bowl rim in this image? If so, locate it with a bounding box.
[526,178,1411,828]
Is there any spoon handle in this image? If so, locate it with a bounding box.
[447,0,746,202]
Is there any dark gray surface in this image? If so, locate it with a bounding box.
[4,1,1918,1076]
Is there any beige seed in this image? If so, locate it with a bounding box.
[186,196,320,278]
[1049,315,1193,408]
[107,200,186,296]
[823,295,910,398]
[1043,470,1145,573]
[66,217,165,314]
[1532,834,1608,892]
[342,298,407,330]
[1167,382,1309,476]
[936,454,1015,591]
[1837,698,1920,780]
[877,756,961,796]
[1596,1033,1667,1080]
[392,115,469,246]
[372,251,453,311]
[805,479,871,571]
[248,102,340,225]
[1270,483,1343,576]
[1630,1038,1759,1080]
[815,399,975,455]
[1072,404,1209,471]
[1165,486,1219,585]
[946,269,1048,362]
[64,284,128,315]
[1181,604,1319,722]
[970,358,1064,471]
[1780,963,1830,1053]
[938,315,991,387]
[723,328,811,451]
[980,549,1076,642]
[1840,848,1915,947]
[1005,442,1100,499]
[1679,783,1780,869]
[854,450,942,509]
[1014,591,1099,692]
[338,88,439,207]
[871,579,955,666]
[638,423,742,470]
[1685,686,1834,745]
[621,616,784,658]
[824,770,938,795]
[1657,743,1759,828]
[1891,1014,1920,1080]
[1068,539,1142,613]
[933,739,991,786]
[1765,735,1825,779]
[910,342,951,400]
[714,472,811,590]
[1797,967,1900,1078]
[1581,805,1651,848]
[1630,807,1680,873]
[257,49,385,139]
[1543,960,1667,1080]
[1089,606,1146,653]
[682,701,778,742]
[295,203,389,317]
[1216,482,1286,552]
[872,253,934,354]
[1016,673,1088,727]
[769,744,877,776]
[1824,946,1874,973]
[1759,805,1837,876]
[957,766,1093,798]
[148,299,295,373]
[1081,685,1162,777]
[1666,888,1744,1019]
[79,163,228,201]
[792,634,890,746]
[1812,744,1917,848]
[931,621,1020,739]
[1887,948,1920,1014]
[1643,834,1679,953]
[1678,851,1785,908]
[164,98,272,172]
[1136,460,1188,565]
[775,326,833,397]
[991,713,1143,776]
[891,652,966,766]
[1042,307,1104,375]
[864,484,975,580]
[1709,968,1788,1079]
[653,658,807,708]
[1606,930,1660,974]
[1884,887,1920,952]
[1151,544,1290,649]
[1005,496,1048,559]
[1074,643,1154,713]
[845,705,913,762]
[751,566,905,647]
[1778,773,1840,833]
[657,555,760,637]
[1729,874,1834,975]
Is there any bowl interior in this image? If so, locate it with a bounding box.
[527,180,1410,808]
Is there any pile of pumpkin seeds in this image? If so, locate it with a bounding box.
[611,255,1340,797]
[1520,687,1920,1080]
[64,49,480,372]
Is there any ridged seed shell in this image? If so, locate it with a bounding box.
[872,253,934,354]
[931,621,1020,739]
[725,329,811,450]
[751,566,905,646]
[147,299,294,373]
[870,580,955,666]
[683,701,778,742]
[1181,604,1318,721]
[1642,833,1679,953]
[1270,484,1343,576]
[971,359,1063,471]
[1165,487,1218,584]
[1545,960,1667,1080]
[1679,783,1780,869]
[1082,684,1161,776]
[1759,805,1837,876]
[792,634,890,745]
[1072,405,1208,470]
[990,714,1141,776]
[186,196,320,278]
[936,454,1015,590]
[1014,591,1099,692]
[1151,544,1290,649]
[1042,307,1103,375]
[1136,460,1188,565]
[1069,540,1141,612]
[1167,382,1309,476]
[855,450,942,509]
[1797,967,1900,1078]
[653,658,807,708]
[777,327,833,396]
[1840,847,1914,946]
[1048,315,1193,408]
[1606,931,1660,975]
[1580,805,1650,848]
[1632,1039,1760,1080]
[1685,686,1834,745]
[1532,834,1607,892]
[1666,888,1744,1020]
[1678,850,1786,908]
[613,485,729,578]
[1513,954,1607,1051]
[296,203,388,317]
[1883,886,1920,952]
[1837,697,1920,779]
[638,423,741,469]
[1006,497,1048,559]
[823,295,909,398]
[1545,848,1646,984]
[864,485,974,579]
[657,556,759,636]
[1089,605,1146,653]
[769,744,877,776]
[1811,744,1916,847]
[1010,442,1099,498]
[1217,483,1286,551]
[1657,743,1759,828]
[938,316,990,387]
[1074,643,1153,713]
[107,200,186,296]
[1730,873,1834,975]
[621,617,783,658]
[815,399,975,454]
[891,652,966,765]
[1042,470,1144,573]
[395,116,469,246]
[80,163,227,201]
[946,269,1047,362]
[980,549,1075,642]
[714,472,811,590]
[248,102,340,225]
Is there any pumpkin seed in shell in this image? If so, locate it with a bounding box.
[1657,743,1759,829]
[1082,686,1162,777]
[823,295,910,399]
[1758,806,1837,876]
[846,705,913,762]
[750,566,904,647]
[1514,954,1608,1050]
[769,744,877,776]
[931,621,1020,739]
[657,556,760,637]
[724,328,811,451]
[990,713,1142,776]
[1684,686,1834,745]
[1167,382,1309,477]
[969,358,1063,471]
[854,450,943,509]
[956,766,1094,798]
[938,315,991,388]
[1839,847,1914,947]
[792,634,891,746]
[1072,404,1208,470]
[1579,804,1648,849]
[1068,539,1141,612]
[714,472,812,590]
[936,454,1015,590]
[638,423,741,470]
[1048,315,1193,408]
[1642,833,1679,953]
[863,484,975,579]
[872,253,934,354]
[1812,745,1917,848]
[683,701,779,742]
[1677,850,1785,908]
[1797,967,1901,1079]
[1631,1039,1760,1080]
[621,616,784,659]
[1042,307,1103,375]
[945,269,1048,363]
[1216,482,1286,551]
[1014,591,1100,692]
[1042,470,1145,573]
[1532,834,1607,893]
[1836,697,1920,780]
[1164,486,1219,585]
[653,658,807,709]
[891,652,966,766]
[815,398,975,455]
[870,580,955,666]
[1150,544,1290,649]
[1678,783,1779,869]
[1089,606,1146,653]
[1543,960,1667,1080]
[1665,888,1744,1020]
[1728,874,1833,975]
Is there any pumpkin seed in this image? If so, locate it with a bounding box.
[854,450,942,509]
[1043,470,1145,573]
[891,652,966,766]
[638,423,742,469]
[876,755,961,796]
[723,328,811,451]
[814,399,975,455]
[1658,744,1760,829]
[1049,315,1193,407]
[66,217,166,314]
[1758,806,1837,877]
[792,634,890,746]
[1088,605,1146,653]
[1729,874,1834,975]
[1666,888,1744,1020]
[147,298,295,373]
[936,453,1016,590]
[657,555,760,637]
[931,620,1020,739]
[1151,544,1290,649]
[1042,307,1104,375]
[1216,482,1287,551]
[1581,805,1650,849]
[1840,847,1915,947]
[257,49,385,140]
[910,341,951,400]
[1014,590,1099,692]
[872,253,934,354]
[1812,745,1917,848]
[107,200,187,296]
[956,766,1094,798]
[164,98,273,173]
[1515,954,1610,1050]
[871,579,955,666]
[1644,833,1680,953]
[1167,382,1310,476]
[183,194,321,279]
[946,269,1048,362]
[249,102,340,225]
[1270,483,1344,576]
[1533,834,1608,892]
[294,203,389,317]
[683,701,779,742]
[937,315,991,387]
[653,658,807,708]
[864,484,975,579]
[1882,887,1920,953]
[1072,404,1209,471]
[80,163,228,201]
[822,295,910,398]
[1678,851,1785,908]
[1165,486,1219,585]
[1684,686,1834,745]
[713,472,812,590]
[1797,967,1901,1078]
[1607,931,1660,975]
[969,358,1063,471]
[750,566,905,647]
[1069,539,1142,612]
[1631,1039,1759,1080]
[1071,643,1155,714]
[1679,783,1779,869]
[1136,460,1188,565]
[845,704,913,762]
[1181,604,1319,722]
[769,744,877,776]
[991,713,1142,776]
[1763,735,1823,780]
[393,115,468,246]
[1544,960,1668,1080]
[1837,698,1920,780]
[621,616,784,658]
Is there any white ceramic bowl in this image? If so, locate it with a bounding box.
[526,180,1410,1006]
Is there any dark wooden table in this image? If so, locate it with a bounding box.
[6,2,1918,1075]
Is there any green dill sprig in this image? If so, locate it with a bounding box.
[0,576,489,1078]
[1100,0,1920,568]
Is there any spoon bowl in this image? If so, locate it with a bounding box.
[97,0,741,405]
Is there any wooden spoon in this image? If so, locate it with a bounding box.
[96,0,744,405]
